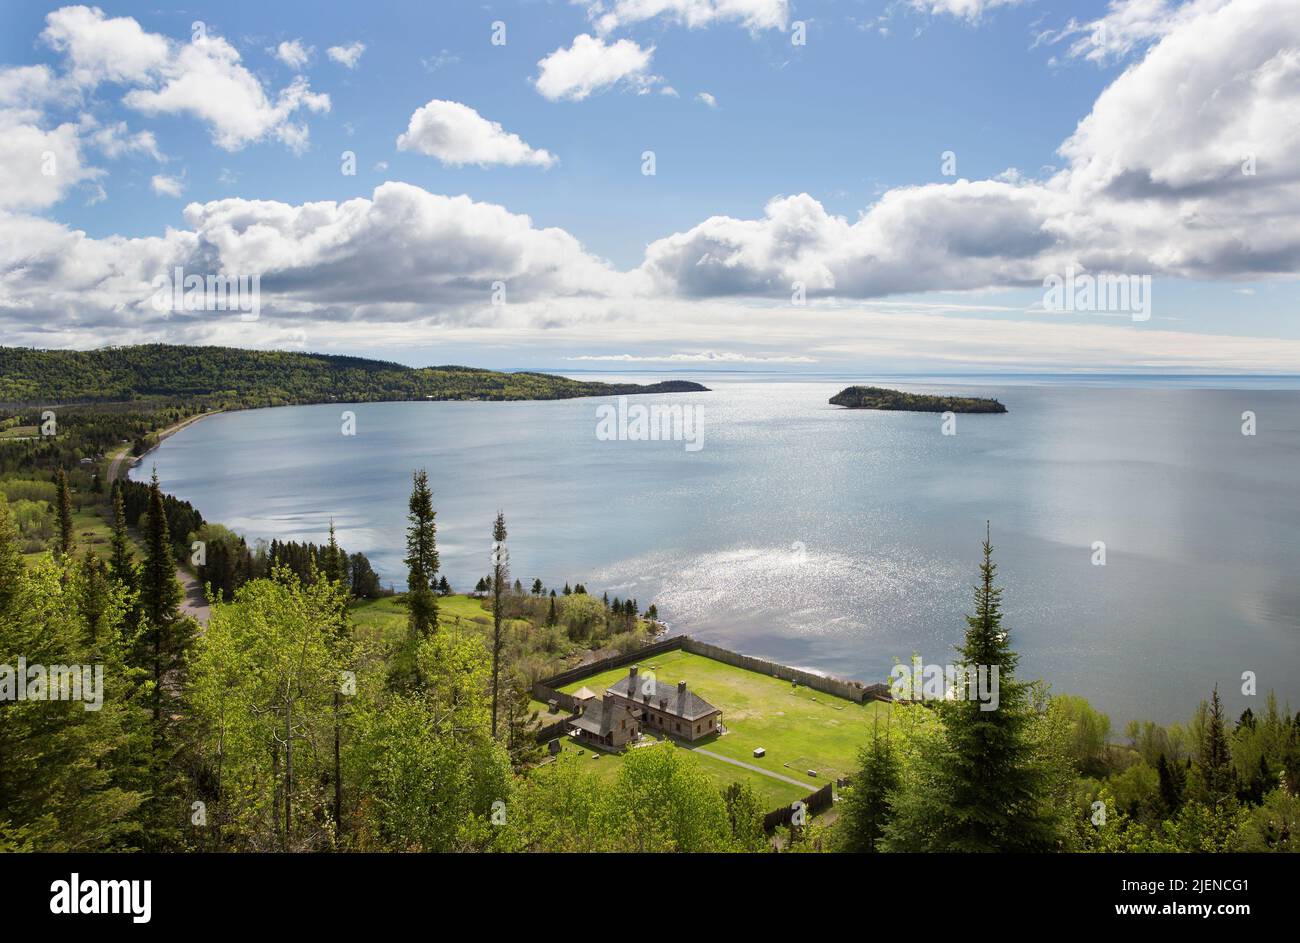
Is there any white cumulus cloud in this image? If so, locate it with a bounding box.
[534,34,657,101]
[396,100,556,168]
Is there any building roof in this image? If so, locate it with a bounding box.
[569,697,639,737]
[571,686,598,701]
[606,671,719,722]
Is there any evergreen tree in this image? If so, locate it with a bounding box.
[404,469,439,639]
[1157,753,1186,814]
[321,520,346,586]
[76,549,112,643]
[349,551,382,599]
[722,782,767,851]
[546,594,558,627]
[138,470,184,731]
[532,578,543,596]
[55,468,74,558]
[1196,687,1237,807]
[885,527,1066,852]
[108,482,136,590]
[838,718,901,852]
[490,511,509,739]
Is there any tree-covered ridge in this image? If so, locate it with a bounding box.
[829,386,1007,413]
[0,345,708,406]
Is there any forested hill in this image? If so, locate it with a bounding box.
[0,345,708,406]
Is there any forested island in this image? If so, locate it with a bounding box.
[829,385,1007,413]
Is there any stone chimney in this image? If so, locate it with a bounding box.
[678,680,687,693]
[628,664,639,689]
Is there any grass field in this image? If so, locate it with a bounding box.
[350,593,530,645]
[559,649,888,787]
[20,503,118,564]
[552,733,807,809]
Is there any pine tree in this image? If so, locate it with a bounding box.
[55,469,74,559]
[838,717,901,852]
[1196,687,1237,806]
[1157,753,1185,814]
[490,511,509,739]
[76,550,112,643]
[137,471,184,725]
[886,527,1065,852]
[109,483,136,588]
[322,520,346,585]
[546,594,558,627]
[404,469,439,639]
[532,578,543,596]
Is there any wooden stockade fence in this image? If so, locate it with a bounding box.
[763,782,835,832]
[679,638,890,703]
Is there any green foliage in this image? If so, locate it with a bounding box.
[1051,693,1112,775]
[0,501,149,850]
[351,631,510,851]
[500,743,744,852]
[188,569,352,850]
[837,718,902,852]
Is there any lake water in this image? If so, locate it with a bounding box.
[132,374,1300,726]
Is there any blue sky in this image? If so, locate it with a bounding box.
[2,0,1298,371]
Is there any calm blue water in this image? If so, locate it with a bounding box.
[133,374,1300,726]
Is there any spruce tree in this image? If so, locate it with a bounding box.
[322,520,346,585]
[138,471,183,722]
[490,511,509,739]
[404,469,439,639]
[55,469,74,559]
[109,482,135,589]
[1196,687,1237,806]
[76,550,112,643]
[838,717,901,852]
[1157,753,1185,814]
[888,527,1064,852]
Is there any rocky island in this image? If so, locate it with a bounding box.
[829,385,1007,413]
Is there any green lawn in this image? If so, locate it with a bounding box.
[559,649,888,786]
[553,733,806,810]
[350,593,528,645]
